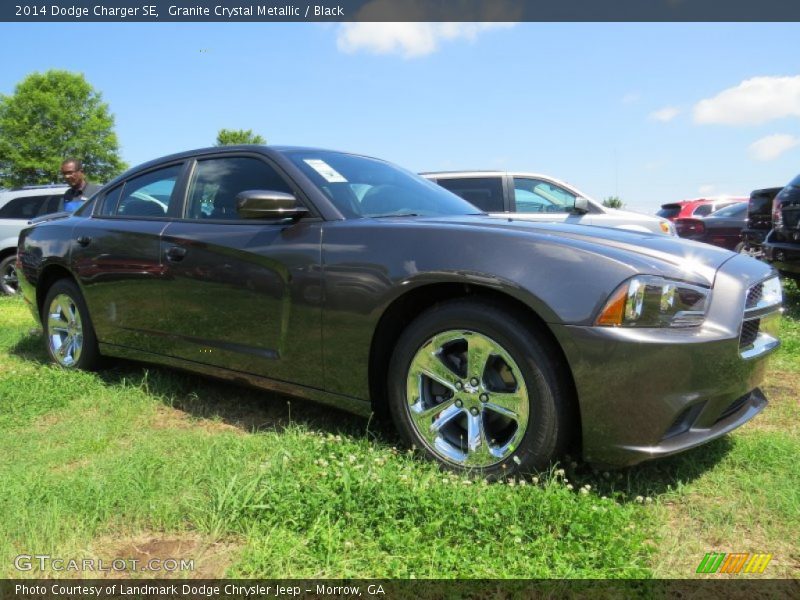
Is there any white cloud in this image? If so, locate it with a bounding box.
[650,107,680,122]
[337,22,514,58]
[693,75,800,125]
[622,92,640,105]
[748,134,799,161]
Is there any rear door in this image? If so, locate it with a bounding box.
[72,163,186,353]
[159,153,324,386]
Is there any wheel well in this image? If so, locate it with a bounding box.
[368,283,581,447]
[36,265,76,318]
[0,247,16,262]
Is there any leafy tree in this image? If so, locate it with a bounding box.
[215,128,266,146]
[602,196,625,209]
[0,70,126,187]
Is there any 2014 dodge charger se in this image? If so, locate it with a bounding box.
[17,146,783,476]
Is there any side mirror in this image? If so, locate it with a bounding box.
[235,190,308,220]
[571,196,590,215]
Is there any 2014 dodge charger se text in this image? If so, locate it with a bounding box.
[16,146,783,476]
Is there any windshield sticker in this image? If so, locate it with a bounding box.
[304,159,348,183]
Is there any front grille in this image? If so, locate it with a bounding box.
[745,283,763,309]
[740,319,760,348]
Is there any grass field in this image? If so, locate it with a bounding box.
[0,279,797,579]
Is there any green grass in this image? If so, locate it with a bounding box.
[0,278,797,579]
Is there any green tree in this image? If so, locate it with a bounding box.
[215,128,266,146]
[0,70,126,187]
[602,196,625,209]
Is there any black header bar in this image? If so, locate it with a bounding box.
[3,0,800,23]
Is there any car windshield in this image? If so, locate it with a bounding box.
[285,150,482,218]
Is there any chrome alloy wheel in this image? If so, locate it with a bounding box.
[405,330,530,468]
[1,261,18,294]
[47,294,84,367]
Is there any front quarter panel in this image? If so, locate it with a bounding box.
[321,218,679,399]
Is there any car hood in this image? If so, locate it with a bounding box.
[408,215,736,283]
[603,207,663,222]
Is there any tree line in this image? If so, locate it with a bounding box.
[0,70,266,189]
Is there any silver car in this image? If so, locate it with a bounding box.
[0,185,68,294]
[422,171,675,236]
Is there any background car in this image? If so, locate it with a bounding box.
[738,187,783,258]
[674,201,748,250]
[764,173,800,280]
[0,184,67,294]
[421,171,675,236]
[17,146,782,477]
[657,197,747,221]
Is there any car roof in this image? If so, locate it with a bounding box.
[0,185,67,200]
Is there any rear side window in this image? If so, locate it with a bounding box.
[185,156,293,220]
[114,165,182,218]
[0,195,47,219]
[693,204,713,217]
[38,194,65,216]
[436,177,504,212]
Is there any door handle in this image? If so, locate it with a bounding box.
[165,246,187,262]
[76,236,92,247]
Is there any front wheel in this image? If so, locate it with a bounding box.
[0,254,19,295]
[387,300,572,478]
[42,279,100,370]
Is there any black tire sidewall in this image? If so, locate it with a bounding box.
[0,255,18,295]
[388,300,566,477]
[42,279,100,370]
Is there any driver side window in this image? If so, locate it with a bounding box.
[513,177,576,213]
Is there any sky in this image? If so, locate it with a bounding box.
[1,22,799,214]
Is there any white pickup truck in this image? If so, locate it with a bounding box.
[422,171,674,236]
[0,185,67,294]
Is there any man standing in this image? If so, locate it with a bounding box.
[61,159,100,212]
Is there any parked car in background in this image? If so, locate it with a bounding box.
[674,201,748,250]
[16,145,782,476]
[739,187,783,258]
[0,185,68,294]
[421,171,675,235]
[657,197,747,221]
[764,173,800,280]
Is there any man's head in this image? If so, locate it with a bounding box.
[60,159,86,189]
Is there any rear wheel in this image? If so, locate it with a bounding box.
[42,279,100,370]
[0,255,19,295]
[388,300,572,478]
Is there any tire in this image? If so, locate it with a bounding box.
[0,254,19,295]
[387,299,572,478]
[42,279,101,370]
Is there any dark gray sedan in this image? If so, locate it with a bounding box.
[17,146,783,476]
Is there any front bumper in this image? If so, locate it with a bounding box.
[551,254,781,467]
[764,235,800,274]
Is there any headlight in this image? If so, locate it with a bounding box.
[596,275,710,328]
[659,219,676,236]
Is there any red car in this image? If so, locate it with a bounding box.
[657,197,747,221]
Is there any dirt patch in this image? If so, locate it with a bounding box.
[88,531,240,579]
[151,404,242,435]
